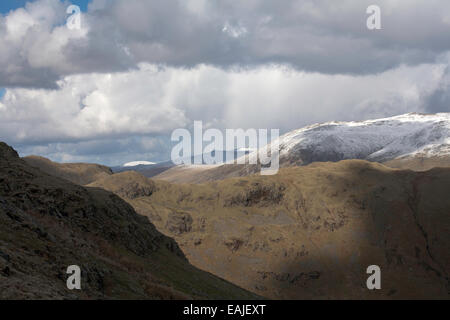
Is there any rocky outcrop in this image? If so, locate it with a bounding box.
[223,182,285,207]
[165,211,193,235]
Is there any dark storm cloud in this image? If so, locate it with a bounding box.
[425,88,450,113]
[3,0,450,88]
[87,0,450,74]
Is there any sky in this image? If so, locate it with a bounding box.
[0,0,90,14]
[1,0,450,165]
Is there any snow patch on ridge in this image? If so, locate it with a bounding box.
[247,113,450,165]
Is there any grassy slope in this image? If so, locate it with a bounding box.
[90,160,450,299]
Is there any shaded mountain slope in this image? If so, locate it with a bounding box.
[91,160,450,299]
[0,142,259,300]
[383,155,450,171]
[24,155,113,185]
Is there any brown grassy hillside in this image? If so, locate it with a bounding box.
[24,155,113,185]
[90,160,450,299]
[383,155,450,171]
[0,142,259,300]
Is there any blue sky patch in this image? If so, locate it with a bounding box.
[0,0,91,14]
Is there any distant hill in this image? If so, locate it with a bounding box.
[111,161,175,178]
[24,155,113,185]
[111,150,251,179]
[150,164,222,183]
[0,142,259,300]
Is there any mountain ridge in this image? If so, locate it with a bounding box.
[24,155,113,185]
[265,112,450,165]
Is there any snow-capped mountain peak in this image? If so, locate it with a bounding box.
[123,161,156,167]
[253,113,450,166]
